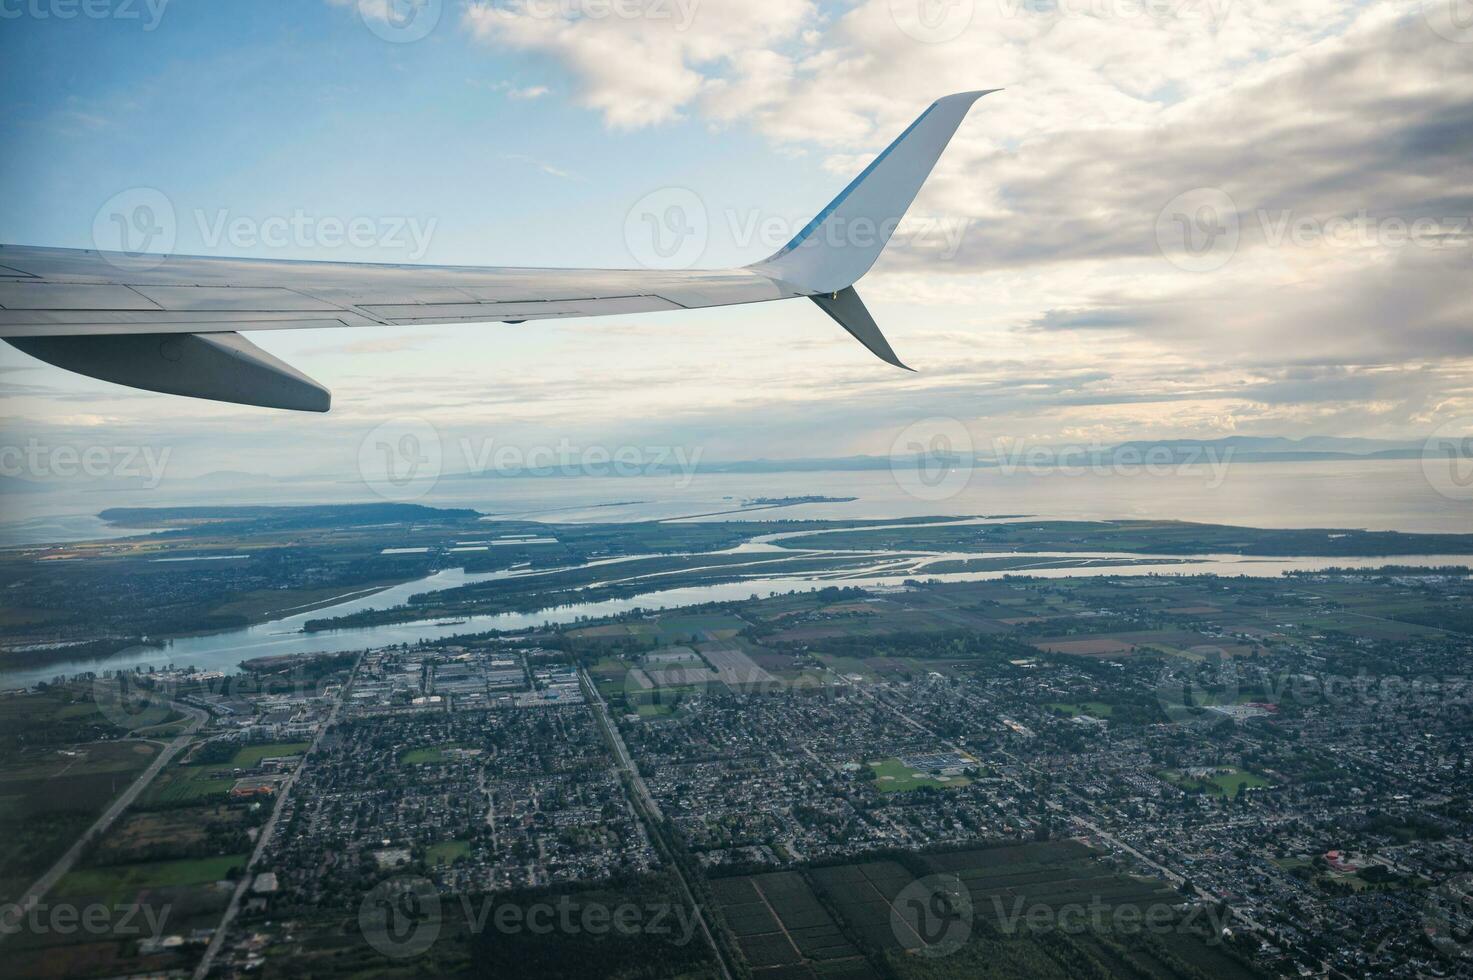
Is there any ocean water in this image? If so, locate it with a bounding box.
[2,458,1467,545]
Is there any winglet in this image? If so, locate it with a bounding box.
[811,286,913,371]
[752,90,997,296]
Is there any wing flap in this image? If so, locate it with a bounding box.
[0,313,369,336]
[129,285,344,312]
[0,282,161,311]
[362,294,684,322]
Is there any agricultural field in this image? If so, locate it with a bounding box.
[710,870,877,980]
[32,735,279,975]
[653,612,747,643]
[138,761,235,806]
[798,841,1262,980]
[0,739,160,903]
[0,686,178,746]
[56,853,247,905]
[91,805,253,865]
[708,843,1260,979]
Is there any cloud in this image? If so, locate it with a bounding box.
[461,0,816,129]
[40,1,1468,467]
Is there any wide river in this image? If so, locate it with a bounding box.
[5,521,1470,687]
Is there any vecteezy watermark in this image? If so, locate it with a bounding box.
[734,212,972,262]
[890,418,976,502]
[359,876,702,959]
[193,209,437,260]
[1422,418,1473,501]
[0,900,171,938]
[1157,187,1471,273]
[456,437,704,484]
[0,439,171,487]
[892,875,973,956]
[92,187,177,271]
[1156,188,1240,273]
[622,655,717,709]
[889,0,975,44]
[353,0,442,42]
[360,876,441,959]
[90,661,343,724]
[92,188,437,263]
[624,188,710,270]
[457,895,702,944]
[989,894,1231,941]
[988,438,1235,489]
[91,670,180,731]
[360,418,445,503]
[0,0,169,29]
[1423,0,1473,44]
[469,0,701,31]
[1155,652,1240,728]
[1254,209,1471,251]
[358,418,707,502]
[623,187,973,270]
[997,0,1233,23]
[1157,659,1472,729]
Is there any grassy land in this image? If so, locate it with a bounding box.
[1047,702,1114,718]
[1160,768,1270,799]
[56,853,247,905]
[427,840,471,865]
[93,805,249,864]
[869,757,971,793]
[0,740,160,903]
[139,762,235,806]
[230,742,309,767]
[653,612,746,643]
[774,840,1266,980]
[400,744,466,765]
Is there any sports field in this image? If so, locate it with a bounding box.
[1160,768,1270,798]
[868,757,971,793]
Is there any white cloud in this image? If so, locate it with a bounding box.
[461,0,817,129]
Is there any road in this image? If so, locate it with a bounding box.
[581,668,664,821]
[0,701,208,942]
[580,668,732,980]
[191,650,364,979]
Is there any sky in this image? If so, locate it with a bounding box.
[1,0,1471,485]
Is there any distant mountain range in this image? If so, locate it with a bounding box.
[699,436,1460,473]
[1067,436,1439,464]
[3,436,1466,495]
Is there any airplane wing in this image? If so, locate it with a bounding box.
[1,91,994,412]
